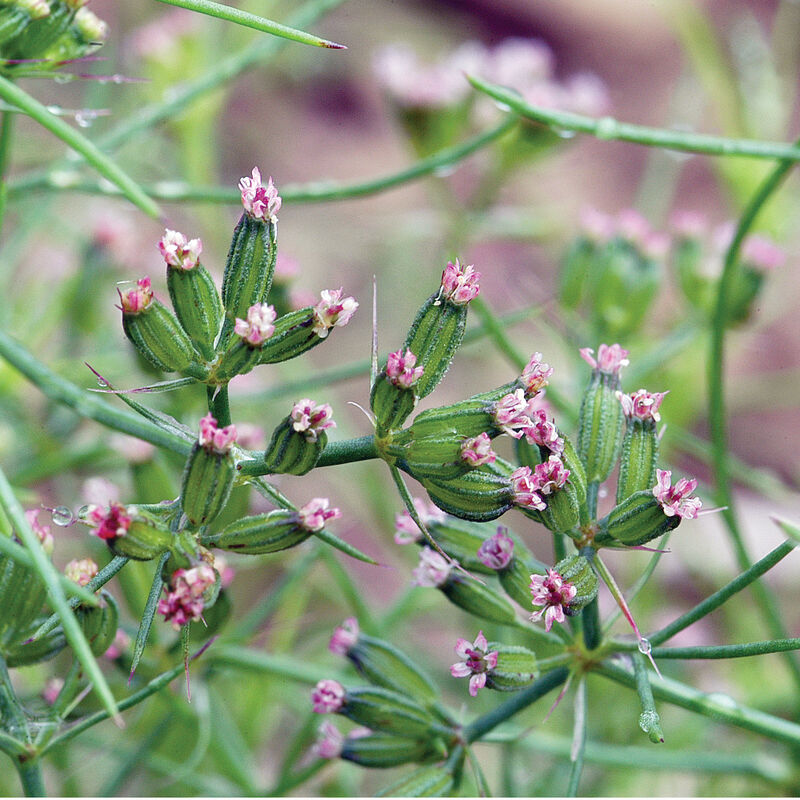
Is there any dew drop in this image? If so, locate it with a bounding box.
[555,128,576,139]
[96,376,109,388]
[51,506,75,527]
[595,116,618,140]
[54,73,72,85]
[76,505,90,520]
[112,74,125,85]
[433,164,457,178]
[46,105,60,115]
[74,111,91,128]
[638,709,659,733]
[493,100,512,113]
[637,637,652,655]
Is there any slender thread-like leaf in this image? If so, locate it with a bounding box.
[129,553,170,681]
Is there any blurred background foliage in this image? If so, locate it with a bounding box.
[1,0,799,795]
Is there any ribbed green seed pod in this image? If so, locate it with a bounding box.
[404,399,492,441]
[256,307,325,364]
[0,3,40,47]
[553,554,598,612]
[219,214,276,344]
[498,552,545,609]
[0,550,47,651]
[167,263,223,361]
[4,0,70,60]
[5,620,66,667]
[577,370,625,483]
[599,490,680,546]
[262,419,326,476]
[617,417,659,503]
[108,517,172,561]
[485,643,538,691]
[341,687,443,740]
[370,374,418,433]
[201,510,308,554]
[402,292,468,400]
[424,519,497,575]
[376,765,455,797]
[421,469,512,523]
[347,634,439,704]
[75,590,119,656]
[342,733,439,768]
[122,299,207,377]
[441,575,518,625]
[180,443,235,527]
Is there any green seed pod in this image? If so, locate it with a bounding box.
[424,519,498,575]
[553,554,598,613]
[599,490,680,546]
[5,620,66,667]
[346,634,440,705]
[485,643,538,691]
[219,213,276,344]
[616,391,665,503]
[180,441,236,528]
[441,574,518,625]
[498,552,544,609]
[5,0,71,60]
[201,510,308,554]
[213,337,264,383]
[120,280,207,378]
[262,419,327,476]
[166,262,223,362]
[0,1,45,49]
[404,398,493,441]
[342,733,439,769]
[75,589,119,656]
[0,550,47,651]
[376,764,455,798]
[257,307,324,364]
[370,374,418,433]
[421,468,512,523]
[108,515,172,562]
[342,687,443,740]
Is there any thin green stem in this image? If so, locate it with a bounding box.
[581,597,601,651]
[207,385,231,427]
[467,73,800,162]
[566,677,587,797]
[154,0,346,48]
[0,102,15,240]
[15,759,44,797]
[464,667,569,744]
[597,659,800,747]
[648,639,800,659]
[632,652,664,743]
[648,540,796,646]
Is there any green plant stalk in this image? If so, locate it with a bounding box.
[632,652,663,743]
[15,759,44,797]
[154,0,346,48]
[0,466,119,722]
[467,73,800,162]
[597,659,800,747]
[582,596,602,651]
[207,385,231,427]
[209,646,341,685]
[129,553,170,681]
[319,547,375,631]
[647,540,796,646]
[464,667,569,744]
[566,676,587,797]
[0,78,160,219]
[0,102,14,240]
[648,639,800,659]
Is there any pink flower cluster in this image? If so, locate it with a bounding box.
[440,259,480,305]
[25,509,53,555]
[298,498,342,532]
[157,563,216,630]
[580,208,669,260]
[198,413,237,454]
[530,568,577,631]
[510,456,569,510]
[386,348,424,389]
[87,502,132,541]
[311,679,346,713]
[618,389,667,423]
[158,229,202,270]
[290,399,336,442]
[579,343,630,377]
[239,167,281,223]
[476,527,514,570]
[492,391,563,454]
[394,497,445,544]
[450,631,499,697]
[313,721,345,759]
[525,408,564,453]
[412,546,451,588]
[65,558,98,586]
[329,617,359,655]
[312,289,359,338]
[234,303,277,346]
[520,352,553,397]
[653,469,702,520]
[460,432,496,467]
[118,276,153,314]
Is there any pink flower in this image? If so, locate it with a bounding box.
[653,469,702,520]
[440,259,480,305]
[42,678,64,706]
[741,234,785,272]
[312,289,359,338]
[157,564,216,630]
[25,509,53,555]
[670,210,708,239]
[510,466,546,511]
[234,303,277,346]
[198,413,238,454]
[65,558,98,586]
[158,229,202,270]
[618,389,667,423]
[290,399,336,442]
[476,527,514,570]
[239,167,281,222]
[311,679,345,713]
[213,554,235,589]
[386,348,424,389]
[492,389,535,439]
[394,498,445,544]
[579,343,630,376]
[523,408,564,454]
[460,432,496,467]
[298,498,342,532]
[530,568,577,631]
[118,277,153,313]
[313,720,345,759]
[104,629,131,660]
[580,207,614,242]
[87,502,132,541]
[412,546,451,588]
[520,352,553,397]
[329,617,359,655]
[450,631,499,697]
[531,455,570,495]
[616,209,651,246]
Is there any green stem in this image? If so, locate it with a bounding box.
[581,596,601,651]
[585,482,599,521]
[0,102,15,240]
[467,73,800,162]
[464,667,569,744]
[597,659,800,747]
[15,759,44,797]
[566,677,587,797]
[632,652,664,743]
[647,540,796,646]
[207,385,231,427]
[648,639,800,659]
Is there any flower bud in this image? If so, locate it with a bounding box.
[158,563,217,630]
[616,389,666,503]
[530,555,597,631]
[180,414,237,527]
[375,765,455,798]
[86,503,172,561]
[420,467,513,523]
[253,304,327,364]
[75,589,119,656]
[370,348,426,432]
[261,399,334,476]
[598,490,680,546]
[577,344,629,483]
[342,732,439,768]
[161,230,222,361]
[200,509,311,554]
[212,303,277,381]
[337,686,444,740]
[119,277,207,378]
